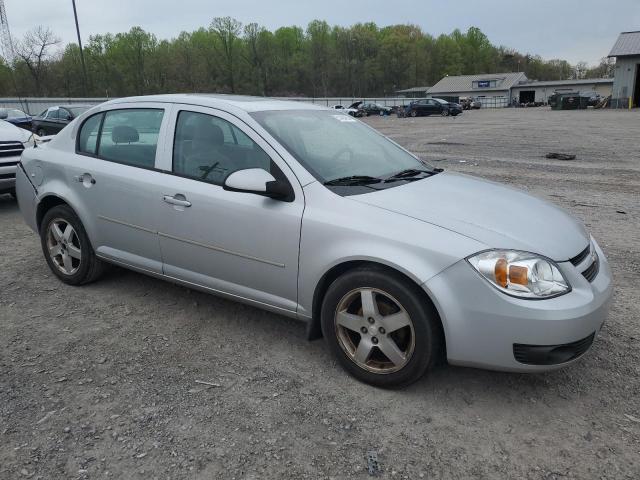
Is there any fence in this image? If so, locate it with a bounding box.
[0,98,109,115]
[475,97,510,109]
[0,96,429,115]
[0,95,513,115]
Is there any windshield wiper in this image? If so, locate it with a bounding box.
[383,168,441,183]
[324,175,382,186]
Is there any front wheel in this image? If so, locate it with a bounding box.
[321,267,442,388]
[37,128,46,137]
[40,205,105,285]
[410,110,418,117]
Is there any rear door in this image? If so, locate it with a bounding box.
[425,99,438,115]
[67,103,171,273]
[153,105,304,314]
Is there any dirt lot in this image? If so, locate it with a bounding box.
[1,108,639,479]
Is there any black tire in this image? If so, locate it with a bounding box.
[410,110,418,117]
[40,204,105,285]
[440,109,449,117]
[321,266,442,388]
[37,128,46,137]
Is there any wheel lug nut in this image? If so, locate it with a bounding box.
[371,337,379,344]
[368,317,375,324]
[360,327,368,334]
[378,327,386,334]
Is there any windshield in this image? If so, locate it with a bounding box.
[251,110,435,183]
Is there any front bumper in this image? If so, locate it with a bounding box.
[423,240,612,372]
[0,156,21,192]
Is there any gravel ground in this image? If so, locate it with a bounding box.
[1,107,639,479]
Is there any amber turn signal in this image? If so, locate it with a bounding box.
[495,258,508,287]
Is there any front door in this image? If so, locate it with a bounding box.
[154,105,304,314]
[67,103,171,273]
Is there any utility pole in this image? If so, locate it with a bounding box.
[0,0,15,62]
[72,0,89,96]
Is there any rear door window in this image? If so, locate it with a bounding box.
[96,109,164,169]
[78,113,103,155]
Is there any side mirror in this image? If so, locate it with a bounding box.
[223,168,293,201]
[67,114,73,121]
[0,109,7,120]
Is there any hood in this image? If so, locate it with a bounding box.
[0,120,31,142]
[352,172,589,261]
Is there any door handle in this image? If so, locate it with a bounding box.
[163,194,192,207]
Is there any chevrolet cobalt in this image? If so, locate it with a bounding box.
[16,95,612,387]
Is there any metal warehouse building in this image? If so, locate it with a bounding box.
[426,72,526,108]
[608,31,640,108]
[401,72,613,108]
[511,78,613,104]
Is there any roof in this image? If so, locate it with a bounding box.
[105,94,325,112]
[608,31,640,57]
[515,78,613,88]
[395,86,431,93]
[428,72,527,93]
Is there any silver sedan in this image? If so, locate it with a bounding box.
[15,95,612,387]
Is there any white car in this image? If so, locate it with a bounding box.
[332,104,364,118]
[0,120,37,196]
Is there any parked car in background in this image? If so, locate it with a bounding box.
[352,101,392,116]
[405,98,463,117]
[582,91,602,107]
[0,108,33,130]
[459,97,480,110]
[16,94,611,387]
[0,120,36,196]
[332,104,365,117]
[31,105,91,136]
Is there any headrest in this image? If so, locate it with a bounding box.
[192,122,224,146]
[112,125,139,144]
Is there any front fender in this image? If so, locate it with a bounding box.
[297,182,486,317]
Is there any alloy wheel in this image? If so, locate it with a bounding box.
[334,288,415,374]
[46,218,82,275]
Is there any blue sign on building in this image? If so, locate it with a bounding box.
[477,80,490,88]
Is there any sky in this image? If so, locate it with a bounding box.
[5,0,640,66]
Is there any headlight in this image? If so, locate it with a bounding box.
[22,133,38,148]
[467,250,570,299]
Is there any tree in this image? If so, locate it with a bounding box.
[4,19,597,98]
[210,17,242,93]
[243,23,273,95]
[14,26,61,95]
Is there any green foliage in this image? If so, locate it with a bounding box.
[3,20,602,98]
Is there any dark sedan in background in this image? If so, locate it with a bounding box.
[0,108,33,130]
[31,105,91,136]
[352,101,393,116]
[405,98,463,117]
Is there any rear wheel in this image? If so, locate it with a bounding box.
[40,205,105,285]
[441,109,450,117]
[321,267,441,388]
